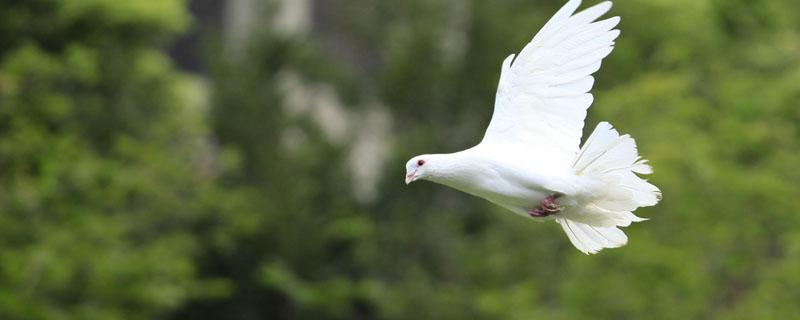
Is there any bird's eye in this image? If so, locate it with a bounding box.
[417,159,426,166]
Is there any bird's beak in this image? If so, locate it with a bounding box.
[405,171,417,185]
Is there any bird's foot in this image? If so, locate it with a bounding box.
[528,194,562,218]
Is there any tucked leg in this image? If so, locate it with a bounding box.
[528,194,563,217]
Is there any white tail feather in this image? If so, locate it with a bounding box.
[561,122,661,254]
[557,218,627,254]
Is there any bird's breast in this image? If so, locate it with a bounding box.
[440,164,552,210]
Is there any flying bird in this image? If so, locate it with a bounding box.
[404,0,661,254]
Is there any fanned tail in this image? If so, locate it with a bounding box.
[559,122,661,254]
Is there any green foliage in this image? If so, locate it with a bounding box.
[0,0,228,319]
[2,0,800,319]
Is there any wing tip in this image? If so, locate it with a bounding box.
[605,16,622,28]
[577,1,614,23]
[567,0,584,9]
[588,1,613,14]
[558,0,584,19]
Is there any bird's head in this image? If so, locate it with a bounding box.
[405,155,433,184]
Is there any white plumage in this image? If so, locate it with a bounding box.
[404,0,661,254]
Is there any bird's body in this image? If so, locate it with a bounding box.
[405,0,661,254]
[423,147,569,216]
[426,151,545,208]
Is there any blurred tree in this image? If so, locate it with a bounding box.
[0,0,239,319]
[2,0,800,319]
[175,0,800,319]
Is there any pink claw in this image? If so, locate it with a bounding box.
[528,194,562,218]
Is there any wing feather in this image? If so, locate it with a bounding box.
[481,0,619,166]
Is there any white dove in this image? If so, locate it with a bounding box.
[404,0,661,254]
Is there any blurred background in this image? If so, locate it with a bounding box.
[1,0,799,319]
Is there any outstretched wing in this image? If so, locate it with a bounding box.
[481,0,619,166]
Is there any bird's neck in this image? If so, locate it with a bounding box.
[427,150,485,192]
